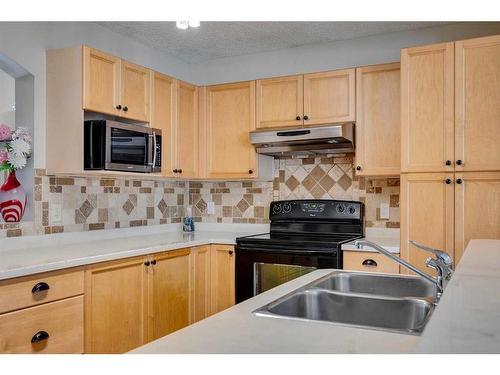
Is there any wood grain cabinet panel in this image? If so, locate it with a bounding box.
[303,69,355,125]
[148,249,191,341]
[400,173,455,274]
[151,72,176,177]
[120,61,151,122]
[401,43,455,173]
[256,75,304,129]
[343,251,399,274]
[202,81,257,179]
[0,296,83,354]
[84,257,148,354]
[454,172,500,263]
[210,245,235,315]
[355,63,400,176]
[191,246,212,323]
[83,46,121,116]
[455,35,500,172]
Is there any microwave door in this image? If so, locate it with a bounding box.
[105,123,151,173]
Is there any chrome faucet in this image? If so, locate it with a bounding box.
[354,239,454,303]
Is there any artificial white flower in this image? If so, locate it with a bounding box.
[10,138,31,156]
[12,127,32,144]
[8,151,27,170]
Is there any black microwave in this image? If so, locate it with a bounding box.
[84,120,161,173]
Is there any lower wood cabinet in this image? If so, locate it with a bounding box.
[191,245,212,323]
[210,245,236,315]
[343,251,400,274]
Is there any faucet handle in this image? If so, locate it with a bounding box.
[409,240,453,267]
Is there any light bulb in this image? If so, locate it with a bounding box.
[188,21,200,28]
[176,21,189,30]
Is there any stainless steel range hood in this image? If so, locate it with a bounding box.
[249,123,355,157]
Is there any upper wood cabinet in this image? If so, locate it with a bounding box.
[201,81,257,179]
[454,172,500,263]
[401,42,455,173]
[210,245,235,315]
[355,63,401,176]
[174,81,199,178]
[148,249,191,342]
[455,35,500,172]
[400,173,455,274]
[303,69,356,125]
[84,256,148,354]
[150,72,176,177]
[83,46,150,122]
[256,75,303,129]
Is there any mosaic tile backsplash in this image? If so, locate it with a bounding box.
[0,155,400,238]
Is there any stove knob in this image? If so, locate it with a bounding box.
[348,205,356,215]
[283,203,292,213]
[336,204,345,214]
[272,203,282,214]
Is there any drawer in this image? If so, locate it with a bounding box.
[0,268,84,314]
[0,295,84,353]
[343,251,400,274]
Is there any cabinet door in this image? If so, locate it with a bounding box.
[148,249,191,342]
[400,173,454,274]
[455,35,500,172]
[210,245,235,315]
[303,69,355,125]
[85,257,148,354]
[204,82,257,179]
[256,75,303,129]
[401,43,455,173]
[151,72,176,177]
[191,246,211,323]
[455,172,500,263]
[343,251,400,274]
[120,61,150,122]
[355,63,400,176]
[176,81,199,178]
[83,46,121,116]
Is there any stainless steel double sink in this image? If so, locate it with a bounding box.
[254,271,436,335]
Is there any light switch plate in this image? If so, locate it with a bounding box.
[50,203,62,224]
[380,202,390,219]
[207,201,215,215]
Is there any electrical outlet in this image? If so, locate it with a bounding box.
[51,203,62,224]
[207,201,215,215]
[380,203,390,220]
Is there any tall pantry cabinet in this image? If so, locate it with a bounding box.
[400,34,500,270]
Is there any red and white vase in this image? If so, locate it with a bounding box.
[0,171,26,223]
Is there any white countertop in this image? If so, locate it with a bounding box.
[342,228,400,254]
[131,239,500,354]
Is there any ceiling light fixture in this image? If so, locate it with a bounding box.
[176,21,200,30]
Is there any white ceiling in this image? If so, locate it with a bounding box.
[97,22,448,64]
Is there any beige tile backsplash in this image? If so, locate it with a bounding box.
[1,155,400,238]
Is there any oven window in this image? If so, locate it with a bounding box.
[110,128,148,165]
[254,263,316,295]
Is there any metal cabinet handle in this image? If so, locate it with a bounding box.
[303,115,309,120]
[31,331,50,343]
[362,259,378,267]
[356,166,362,171]
[445,178,452,184]
[295,116,301,121]
[151,260,157,265]
[445,160,452,166]
[456,160,463,166]
[32,282,50,294]
[116,105,122,110]
[178,169,183,174]
[144,261,150,266]
[229,250,234,255]
[456,178,463,184]
[123,106,128,112]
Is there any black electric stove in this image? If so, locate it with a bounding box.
[235,199,364,303]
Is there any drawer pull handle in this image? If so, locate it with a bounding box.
[31,331,50,343]
[362,259,378,267]
[32,282,50,293]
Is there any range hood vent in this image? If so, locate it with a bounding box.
[249,123,355,157]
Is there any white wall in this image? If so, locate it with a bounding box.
[0,69,15,125]
[0,22,192,169]
[189,22,500,85]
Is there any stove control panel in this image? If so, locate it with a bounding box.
[270,200,363,221]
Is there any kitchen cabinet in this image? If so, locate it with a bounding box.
[148,249,191,341]
[173,81,199,178]
[201,81,257,179]
[256,75,303,129]
[150,72,177,177]
[454,172,500,262]
[191,245,212,323]
[355,63,400,176]
[401,42,455,173]
[455,35,500,172]
[120,60,151,122]
[210,245,236,315]
[84,256,148,354]
[400,173,455,274]
[303,69,355,125]
[343,251,400,274]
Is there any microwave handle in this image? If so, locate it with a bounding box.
[148,133,155,166]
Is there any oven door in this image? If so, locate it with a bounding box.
[105,121,154,173]
[235,246,341,303]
